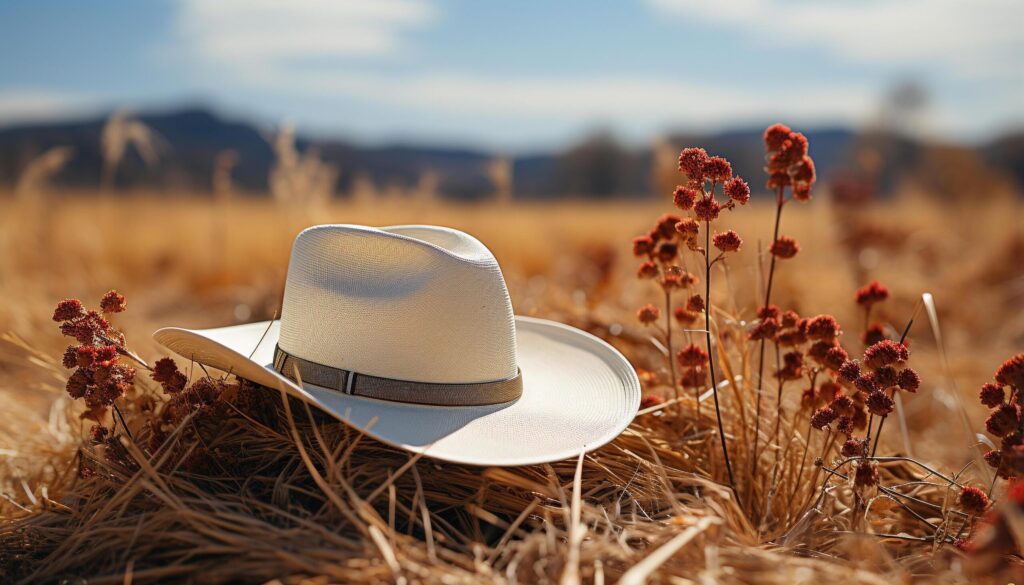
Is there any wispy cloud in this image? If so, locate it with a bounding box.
[177,0,435,67]
[291,71,876,129]
[645,0,1024,79]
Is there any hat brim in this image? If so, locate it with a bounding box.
[153,316,640,466]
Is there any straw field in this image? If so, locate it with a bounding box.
[0,160,1022,583]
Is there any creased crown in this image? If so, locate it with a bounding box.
[277,225,518,384]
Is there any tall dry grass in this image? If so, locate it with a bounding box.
[0,185,1022,583]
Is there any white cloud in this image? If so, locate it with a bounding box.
[645,0,1024,79]
[177,0,436,67]
[285,70,877,129]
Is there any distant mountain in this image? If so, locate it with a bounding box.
[0,106,1018,199]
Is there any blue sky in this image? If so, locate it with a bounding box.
[1,0,1021,150]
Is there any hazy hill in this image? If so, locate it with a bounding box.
[0,107,1019,200]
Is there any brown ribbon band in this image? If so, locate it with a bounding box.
[273,345,523,407]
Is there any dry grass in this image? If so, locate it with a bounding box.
[0,189,1022,583]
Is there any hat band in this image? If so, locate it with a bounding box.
[273,345,523,407]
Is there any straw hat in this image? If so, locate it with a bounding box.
[154,225,639,466]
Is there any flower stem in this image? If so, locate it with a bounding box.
[705,220,739,504]
[664,288,680,406]
[752,190,785,478]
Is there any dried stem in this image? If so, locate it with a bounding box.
[752,188,785,478]
[664,288,680,406]
[705,219,738,504]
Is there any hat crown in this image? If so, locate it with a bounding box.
[277,225,518,384]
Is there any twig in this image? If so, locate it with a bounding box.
[704,219,738,505]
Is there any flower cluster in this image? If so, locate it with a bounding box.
[763,123,816,200]
[855,280,893,344]
[54,292,136,419]
[676,344,709,389]
[673,147,750,234]
[979,353,1024,480]
[632,213,701,318]
[841,339,918,419]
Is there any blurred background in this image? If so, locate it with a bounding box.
[0,0,1022,454]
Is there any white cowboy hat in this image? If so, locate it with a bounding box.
[154,224,639,466]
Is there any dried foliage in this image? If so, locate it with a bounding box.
[0,126,1023,582]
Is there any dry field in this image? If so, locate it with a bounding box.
[0,183,1022,583]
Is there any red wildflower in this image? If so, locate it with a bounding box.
[675,218,699,239]
[62,346,78,368]
[693,196,722,222]
[862,323,887,346]
[680,366,707,388]
[897,368,920,392]
[874,366,897,388]
[854,460,879,488]
[679,368,704,391]
[831,394,855,417]
[806,314,841,341]
[995,353,1024,388]
[823,345,849,370]
[673,186,698,210]
[633,235,654,257]
[53,299,86,322]
[836,416,854,436]
[986,404,1021,437]
[152,357,188,394]
[769,132,808,171]
[99,290,126,314]
[984,449,1001,469]
[76,345,99,368]
[674,307,699,325]
[678,147,709,182]
[661,273,683,290]
[757,304,780,320]
[637,261,659,279]
[712,230,742,252]
[677,344,709,367]
[776,324,808,346]
[656,242,678,262]
[855,280,889,308]
[810,406,837,430]
[841,438,867,457]
[863,339,909,369]
[766,170,791,189]
[637,304,660,325]
[769,236,799,259]
[979,383,1005,408]
[855,374,880,394]
[702,156,732,182]
[764,123,792,151]
[807,340,834,363]
[958,487,990,515]
[59,311,110,345]
[686,294,705,313]
[781,310,800,328]
[790,156,815,184]
[866,390,894,416]
[748,317,780,341]
[776,351,803,381]
[792,183,812,201]
[724,177,750,204]
[655,214,682,239]
[66,368,90,399]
